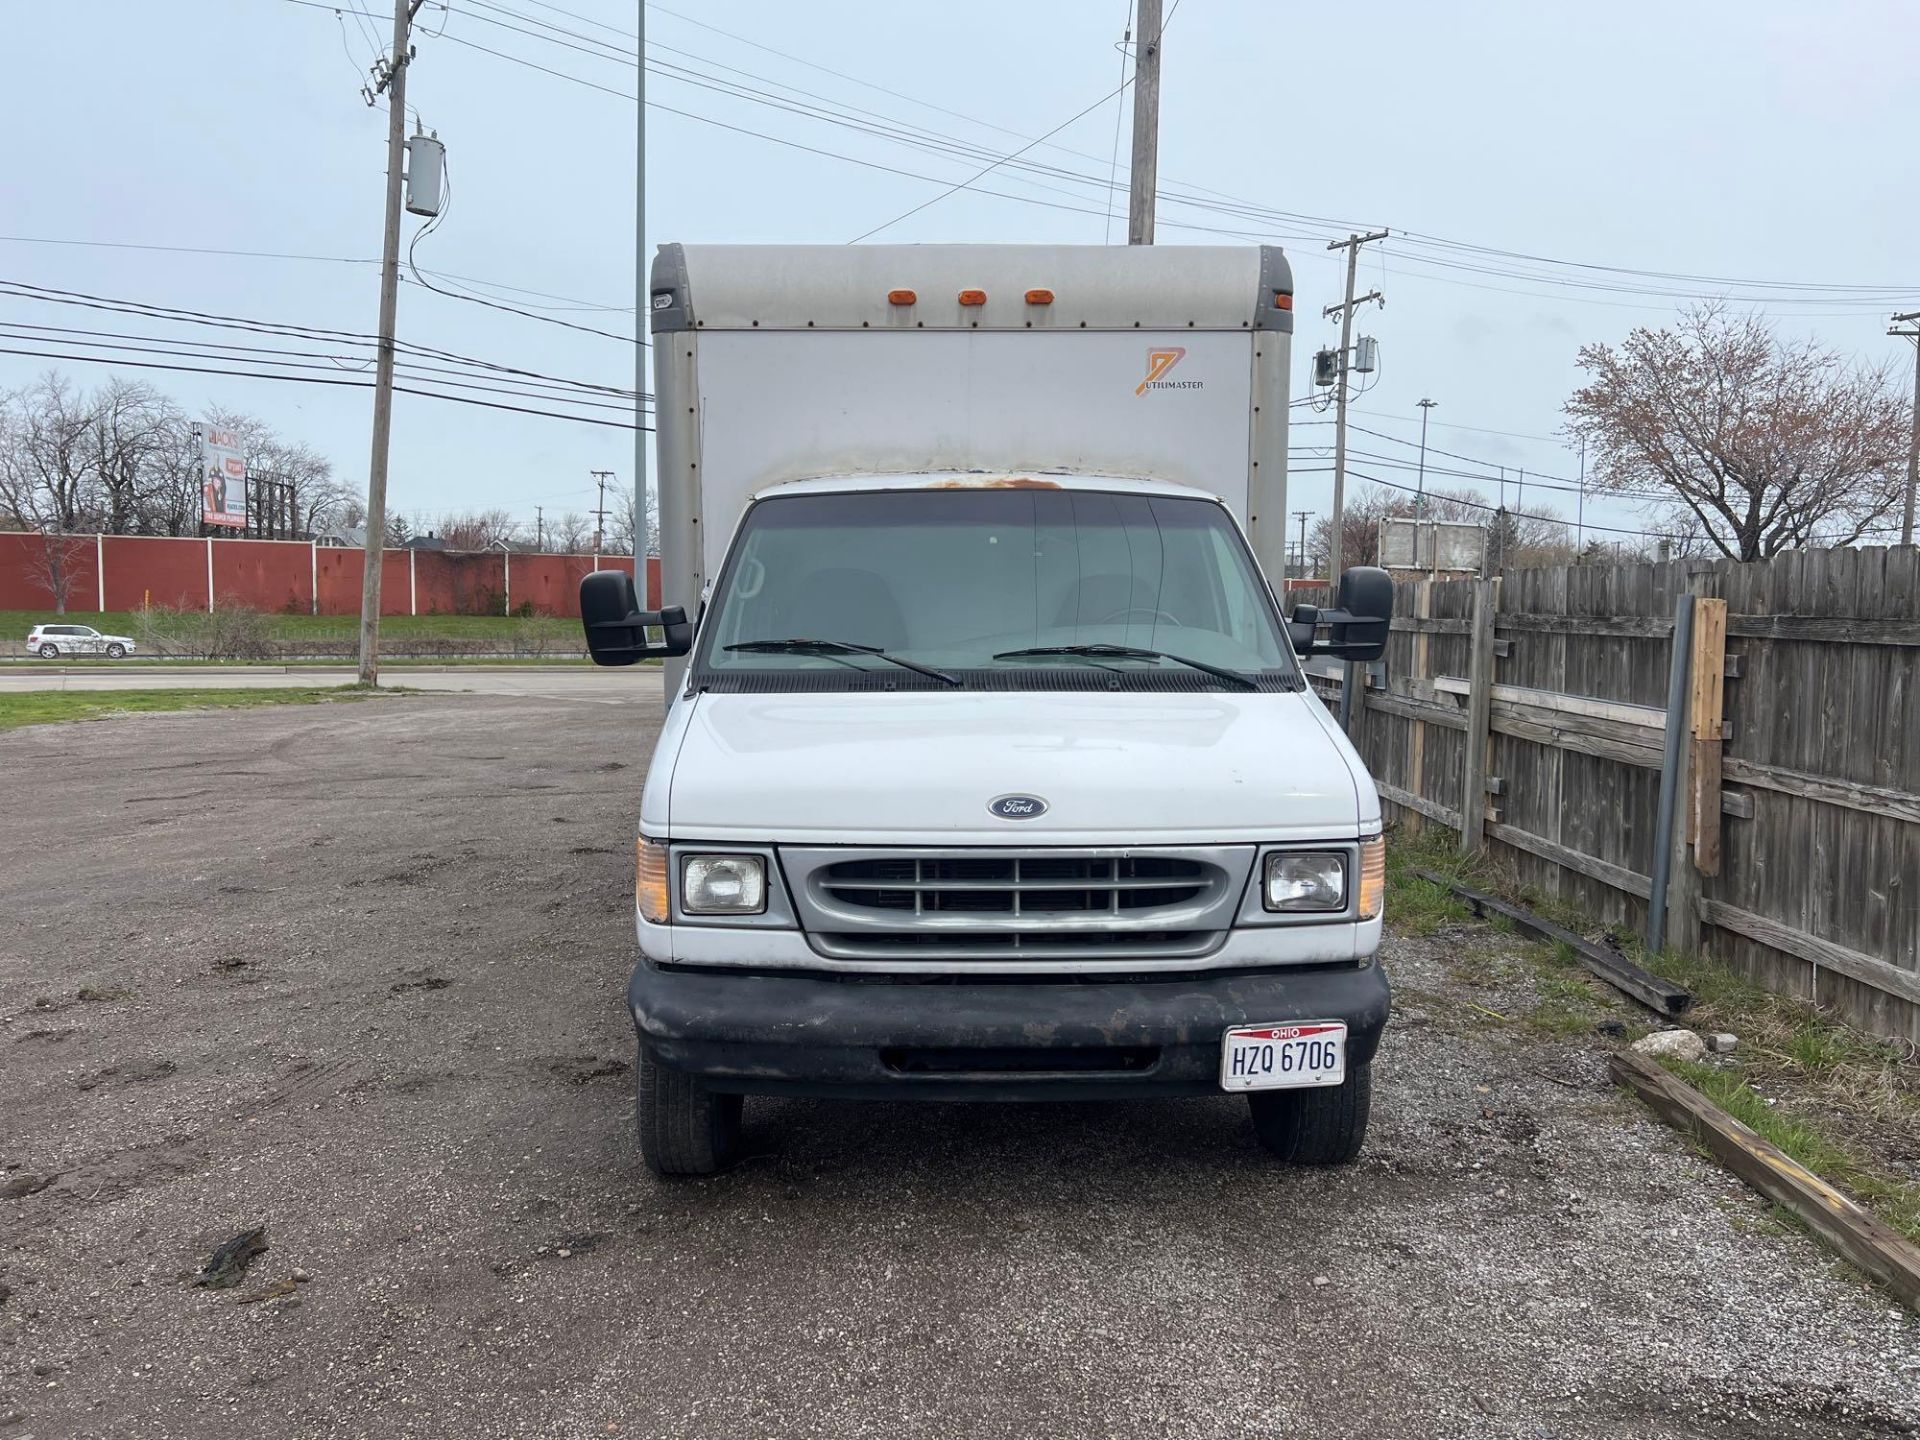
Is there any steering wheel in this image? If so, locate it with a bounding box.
[1093,606,1186,627]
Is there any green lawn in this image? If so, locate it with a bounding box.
[0,686,384,731]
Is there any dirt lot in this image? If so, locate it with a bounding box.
[2,686,1916,1440]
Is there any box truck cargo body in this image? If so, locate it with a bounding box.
[583,244,1394,1175]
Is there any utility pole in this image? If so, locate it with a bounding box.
[1125,0,1162,246]
[1894,311,1920,547]
[356,0,425,688]
[535,505,544,552]
[1322,229,1388,586]
[590,469,615,555]
[1292,509,1311,582]
[1415,397,1437,569]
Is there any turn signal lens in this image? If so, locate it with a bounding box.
[1273,291,1294,311]
[887,288,917,306]
[635,838,670,924]
[957,288,987,306]
[1024,288,1054,305]
[1357,835,1386,920]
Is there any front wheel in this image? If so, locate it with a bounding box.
[1248,1063,1372,1165]
[37,643,58,659]
[105,643,126,659]
[635,1044,743,1177]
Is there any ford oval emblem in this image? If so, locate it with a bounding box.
[989,794,1048,820]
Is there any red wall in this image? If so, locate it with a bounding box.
[508,553,648,618]
[3,533,656,618]
[0,532,102,611]
[101,537,205,611]
[212,538,314,614]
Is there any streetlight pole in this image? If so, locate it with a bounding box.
[1415,397,1436,569]
[1894,311,1920,547]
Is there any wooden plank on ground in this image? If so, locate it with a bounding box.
[1698,898,1920,1007]
[1610,1051,1920,1312]
[1411,869,1691,1015]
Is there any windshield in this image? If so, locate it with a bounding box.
[691,488,1299,692]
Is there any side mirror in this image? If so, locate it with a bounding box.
[581,570,692,667]
[1286,567,1394,662]
[1330,565,1393,662]
[1286,603,1320,654]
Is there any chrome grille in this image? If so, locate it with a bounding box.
[821,854,1209,917]
[781,846,1255,971]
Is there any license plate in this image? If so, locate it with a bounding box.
[1219,1021,1347,1091]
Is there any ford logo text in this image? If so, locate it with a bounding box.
[988,794,1049,820]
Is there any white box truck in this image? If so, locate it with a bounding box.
[583,244,1394,1175]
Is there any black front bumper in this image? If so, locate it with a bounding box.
[627,959,1390,1101]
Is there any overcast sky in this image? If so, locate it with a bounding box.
[4,0,1916,548]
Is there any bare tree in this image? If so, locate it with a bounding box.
[551,510,592,553]
[0,375,103,612]
[435,509,521,550]
[608,483,659,557]
[1565,305,1909,561]
[85,379,181,534]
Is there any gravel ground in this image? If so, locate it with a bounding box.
[1,688,1916,1440]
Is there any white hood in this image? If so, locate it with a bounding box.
[658,689,1370,846]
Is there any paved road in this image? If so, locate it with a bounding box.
[0,665,658,705]
[1,692,1915,1439]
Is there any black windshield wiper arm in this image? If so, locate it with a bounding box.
[724,638,961,687]
[992,643,1257,691]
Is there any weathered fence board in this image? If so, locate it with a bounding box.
[1320,546,1920,1043]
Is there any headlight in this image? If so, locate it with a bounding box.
[1264,852,1346,911]
[682,854,767,915]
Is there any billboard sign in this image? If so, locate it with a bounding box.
[200,426,248,529]
[1380,517,1486,573]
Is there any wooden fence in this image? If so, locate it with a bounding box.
[1310,546,1920,1044]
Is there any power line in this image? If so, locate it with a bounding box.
[0,279,640,396]
[0,342,650,430]
[846,77,1134,243]
[0,323,648,414]
[285,0,1920,310]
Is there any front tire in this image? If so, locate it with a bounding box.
[105,643,126,659]
[37,643,58,659]
[1248,1063,1372,1165]
[635,1044,743,1177]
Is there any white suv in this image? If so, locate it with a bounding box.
[25,623,136,660]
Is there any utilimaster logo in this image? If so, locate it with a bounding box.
[1135,346,1201,396]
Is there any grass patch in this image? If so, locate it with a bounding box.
[1383,827,1479,935]
[0,686,384,731]
[1662,1057,1920,1243]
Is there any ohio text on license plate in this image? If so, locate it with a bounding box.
[1219,1022,1347,1091]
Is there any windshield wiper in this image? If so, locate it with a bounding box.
[992,643,1258,691]
[724,638,961,687]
